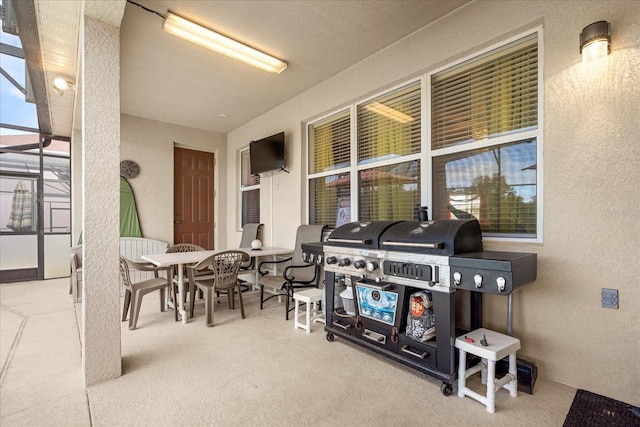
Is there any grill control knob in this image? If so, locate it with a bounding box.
[473,274,483,289]
[338,258,351,267]
[497,277,506,292]
[326,256,338,265]
[354,260,367,269]
[453,272,461,286]
[366,261,379,272]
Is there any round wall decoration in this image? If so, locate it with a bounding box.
[120,160,140,179]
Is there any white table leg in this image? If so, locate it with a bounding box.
[177,264,188,324]
[305,302,311,333]
[458,349,467,398]
[486,360,496,413]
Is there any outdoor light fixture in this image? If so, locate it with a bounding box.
[52,77,75,96]
[162,11,287,74]
[580,21,611,62]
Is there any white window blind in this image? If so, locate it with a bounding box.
[358,81,421,163]
[308,110,351,174]
[309,173,350,227]
[358,160,420,222]
[431,34,538,150]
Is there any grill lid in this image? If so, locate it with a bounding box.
[379,219,483,256]
[326,221,402,249]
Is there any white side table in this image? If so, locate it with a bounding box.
[293,288,323,333]
[455,328,520,413]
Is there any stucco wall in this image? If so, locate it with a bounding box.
[120,114,227,248]
[225,1,640,403]
[81,14,122,386]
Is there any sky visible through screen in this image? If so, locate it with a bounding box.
[1,23,38,135]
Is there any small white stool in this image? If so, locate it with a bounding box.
[293,288,323,333]
[455,328,520,413]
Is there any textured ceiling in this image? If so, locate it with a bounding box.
[33,0,470,137]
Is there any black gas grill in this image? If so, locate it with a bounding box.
[321,219,536,395]
[324,219,486,293]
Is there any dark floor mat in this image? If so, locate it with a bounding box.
[564,389,640,427]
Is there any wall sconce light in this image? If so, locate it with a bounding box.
[52,77,76,96]
[162,12,287,74]
[580,21,611,62]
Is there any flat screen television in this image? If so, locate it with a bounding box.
[250,132,285,174]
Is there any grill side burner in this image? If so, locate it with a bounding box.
[322,219,537,396]
[450,251,537,295]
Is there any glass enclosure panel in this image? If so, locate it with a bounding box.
[0,55,38,129]
[43,155,70,233]
[0,234,37,269]
[432,139,537,237]
[0,174,38,232]
[0,132,40,153]
[44,234,72,279]
[0,150,41,173]
[309,172,350,227]
[358,160,420,221]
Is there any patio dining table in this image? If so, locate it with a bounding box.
[142,246,292,324]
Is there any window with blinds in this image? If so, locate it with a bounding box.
[307,82,423,226]
[308,110,351,226]
[431,33,539,238]
[431,34,538,150]
[432,140,537,236]
[240,149,260,227]
[305,31,540,239]
[309,173,350,227]
[358,81,421,163]
[309,110,350,174]
[358,160,420,222]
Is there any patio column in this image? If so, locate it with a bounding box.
[81,2,125,386]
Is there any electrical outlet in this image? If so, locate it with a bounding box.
[601,288,618,309]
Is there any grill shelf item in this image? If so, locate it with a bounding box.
[320,219,537,395]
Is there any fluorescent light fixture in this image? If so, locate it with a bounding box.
[364,102,415,124]
[162,12,287,74]
[53,77,75,96]
[580,21,610,62]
